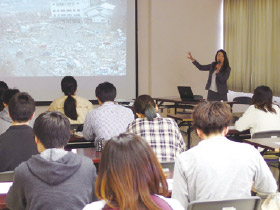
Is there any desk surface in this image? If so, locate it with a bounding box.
[243,137,280,150]
[66,133,95,149]
[154,97,236,105]
[167,113,193,121]
[154,97,203,105]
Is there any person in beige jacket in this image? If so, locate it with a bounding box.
[49,76,93,124]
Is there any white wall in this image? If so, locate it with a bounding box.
[137,0,223,98]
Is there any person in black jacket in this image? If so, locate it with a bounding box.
[187,49,231,101]
[6,111,97,210]
[0,92,38,172]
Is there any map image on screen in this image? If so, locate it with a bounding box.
[0,0,127,77]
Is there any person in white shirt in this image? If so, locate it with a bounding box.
[235,85,280,135]
[172,101,277,209]
[83,133,184,210]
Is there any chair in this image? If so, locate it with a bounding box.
[0,171,14,182]
[252,130,280,189]
[252,130,280,139]
[233,96,252,105]
[187,196,261,210]
[251,130,280,155]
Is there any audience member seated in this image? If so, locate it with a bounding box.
[172,101,277,208]
[235,86,280,135]
[48,76,93,124]
[0,81,8,111]
[6,111,97,210]
[127,95,186,162]
[0,89,19,135]
[0,92,38,172]
[83,133,184,210]
[83,82,134,141]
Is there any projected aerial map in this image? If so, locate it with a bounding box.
[0,0,127,77]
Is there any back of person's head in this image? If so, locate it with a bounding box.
[3,89,20,106]
[96,133,168,210]
[134,95,157,120]
[0,81,8,98]
[33,111,70,149]
[8,92,35,123]
[61,76,77,96]
[61,76,78,120]
[252,85,275,113]
[95,82,116,103]
[193,101,232,136]
[215,49,230,69]
[0,81,8,111]
[0,81,8,89]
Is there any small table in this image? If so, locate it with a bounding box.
[66,133,95,149]
[154,97,202,114]
[154,97,236,114]
[243,137,280,151]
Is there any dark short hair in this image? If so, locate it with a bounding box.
[95,82,116,103]
[3,89,20,105]
[8,92,35,122]
[61,76,78,120]
[134,95,157,120]
[252,86,275,113]
[96,133,168,209]
[0,81,8,111]
[193,101,232,135]
[33,111,71,149]
[0,81,8,93]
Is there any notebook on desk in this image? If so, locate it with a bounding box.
[177,86,201,101]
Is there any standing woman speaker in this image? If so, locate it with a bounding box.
[187,49,231,101]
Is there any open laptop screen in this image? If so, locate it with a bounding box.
[177,86,195,101]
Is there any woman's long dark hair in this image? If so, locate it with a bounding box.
[96,133,169,210]
[252,86,276,114]
[215,49,230,72]
[134,95,157,121]
[61,76,78,120]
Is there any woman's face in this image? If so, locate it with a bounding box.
[217,52,224,64]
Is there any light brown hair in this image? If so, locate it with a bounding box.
[95,133,169,210]
[193,101,232,135]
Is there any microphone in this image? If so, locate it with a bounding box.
[216,61,221,72]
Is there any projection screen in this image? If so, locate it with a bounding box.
[0,0,137,102]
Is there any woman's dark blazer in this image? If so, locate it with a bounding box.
[192,60,231,94]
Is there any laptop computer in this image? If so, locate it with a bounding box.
[177,86,202,101]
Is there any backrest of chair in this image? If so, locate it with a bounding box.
[0,171,14,182]
[233,96,252,105]
[252,130,280,139]
[187,197,261,210]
